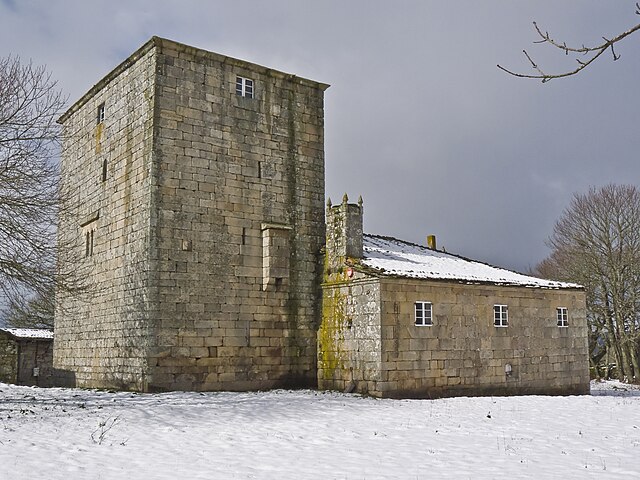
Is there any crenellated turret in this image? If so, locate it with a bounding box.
[325,193,363,271]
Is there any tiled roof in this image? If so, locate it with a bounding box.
[361,234,580,289]
[0,328,54,340]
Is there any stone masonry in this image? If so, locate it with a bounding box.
[55,36,589,398]
[0,330,54,387]
[319,197,590,398]
[0,332,17,383]
[55,37,328,391]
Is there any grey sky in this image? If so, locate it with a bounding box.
[2,1,638,273]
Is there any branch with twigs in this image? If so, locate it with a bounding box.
[91,416,121,445]
[498,3,640,82]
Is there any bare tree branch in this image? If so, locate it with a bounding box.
[536,185,640,382]
[498,5,640,82]
[0,56,87,327]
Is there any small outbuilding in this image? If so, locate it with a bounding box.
[0,328,54,387]
[319,196,590,398]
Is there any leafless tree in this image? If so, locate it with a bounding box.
[498,3,640,82]
[535,185,640,382]
[3,286,54,328]
[0,55,82,327]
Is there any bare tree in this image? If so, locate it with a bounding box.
[0,55,81,327]
[3,286,54,328]
[535,185,640,382]
[498,3,640,82]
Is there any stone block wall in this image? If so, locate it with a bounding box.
[54,42,158,389]
[325,196,363,271]
[376,279,589,397]
[146,39,327,391]
[17,339,54,387]
[55,37,328,392]
[0,334,54,387]
[319,275,589,398]
[318,276,382,393]
[0,333,17,384]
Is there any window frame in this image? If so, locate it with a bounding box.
[494,304,508,327]
[97,103,105,124]
[414,301,433,327]
[235,76,254,98]
[557,307,569,327]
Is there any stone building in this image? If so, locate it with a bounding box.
[0,328,54,387]
[55,36,589,397]
[319,196,590,398]
[54,37,328,391]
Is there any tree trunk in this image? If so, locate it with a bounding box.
[628,342,640,383]
[589,356,601,380]
[604,297,627,379]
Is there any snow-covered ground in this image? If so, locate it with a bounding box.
[1,381,639,479]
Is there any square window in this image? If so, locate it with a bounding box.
[494,304,508,327]
[235,76,254,98]
[415,301,432,326]
[97,103,105,124]
[557,307,568,327]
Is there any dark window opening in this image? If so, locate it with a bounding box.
[85,230,95,257]
[102,159,107,182]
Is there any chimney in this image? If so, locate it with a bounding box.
[427,235,437,250]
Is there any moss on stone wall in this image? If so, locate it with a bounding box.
[0,335,18,384]
[319,285,347,380]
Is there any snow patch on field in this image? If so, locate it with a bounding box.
[0,381,639,479]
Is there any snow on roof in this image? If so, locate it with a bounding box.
[0,328,54,340]
[361,234,580,289]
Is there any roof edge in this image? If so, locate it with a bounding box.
[0,328,54,340]
[58,37,157,124]
[373,272,585,291]
[362,233,584,290]
[58,36,330,124]
[153,37,330,90]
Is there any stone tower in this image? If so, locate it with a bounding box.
[54,37,328,391]
[325,194,364,271]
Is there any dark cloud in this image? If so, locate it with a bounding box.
[2,1,639,273]
[0,0,16,11]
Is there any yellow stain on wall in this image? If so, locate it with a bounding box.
[95,122,103,154]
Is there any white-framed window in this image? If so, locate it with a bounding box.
[97,103,105,124]
[557,307,568,327]
[235,76,254,98]
[415,301,433,326]
[494,304,508,327]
